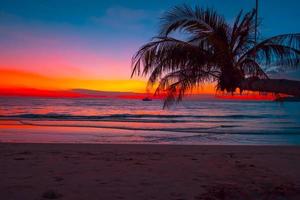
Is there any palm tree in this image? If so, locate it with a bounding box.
[131,5,300,107]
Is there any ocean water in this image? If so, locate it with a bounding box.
[0,97,300,145]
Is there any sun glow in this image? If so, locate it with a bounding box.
[0,69,146,93]
[0,69,274,101]
[0,69,217,95]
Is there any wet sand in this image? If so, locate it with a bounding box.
[0,143,300,199]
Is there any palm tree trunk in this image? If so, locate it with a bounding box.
[239,78,300,97]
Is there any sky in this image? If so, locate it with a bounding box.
[0,0,300,93]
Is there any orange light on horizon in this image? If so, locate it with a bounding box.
[0,68,276,101]
[0,68,147,93]
[0,68,217,94]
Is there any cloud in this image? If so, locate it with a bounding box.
[91,6,158,31]
[269,69,300,81]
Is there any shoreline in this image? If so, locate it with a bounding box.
[1,143,300,199]
[1,141,300,146]
[2,119,300,145]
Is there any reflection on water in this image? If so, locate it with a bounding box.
[0,97,300,144]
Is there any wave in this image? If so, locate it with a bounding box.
[0,113,278,122]
[10,120,300,135]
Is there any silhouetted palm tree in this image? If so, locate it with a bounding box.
[131,5,300,107]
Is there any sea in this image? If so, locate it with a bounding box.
[0,97,300,145]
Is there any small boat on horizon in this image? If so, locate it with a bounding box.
[142,97,152,101]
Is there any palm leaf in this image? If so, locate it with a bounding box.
[131,5,300,107]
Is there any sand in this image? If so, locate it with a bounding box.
[0,143,300,200]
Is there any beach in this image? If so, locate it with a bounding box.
[1,0,300,199]
[1,143,300,199]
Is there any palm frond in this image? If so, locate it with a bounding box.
[264,33,300,50]
[159,4,227,37]
[131,36,213,85]
[238,58,269,78]
[231,10,256,56]
[131,5,300,107]
[155,68,215,108]
[238,33,300,74]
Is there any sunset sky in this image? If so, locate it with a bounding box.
[1,0,300,94]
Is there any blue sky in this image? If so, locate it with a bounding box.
[0,0,299,80]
